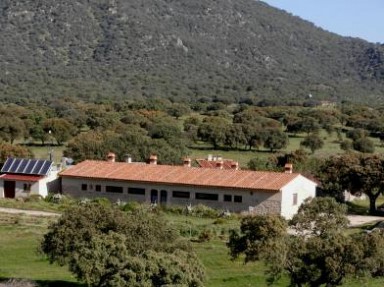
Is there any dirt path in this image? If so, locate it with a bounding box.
[0,207,381,225]
[347,215,383,226]
[0,207,60,217]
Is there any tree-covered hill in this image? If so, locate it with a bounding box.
[1,0,384,104]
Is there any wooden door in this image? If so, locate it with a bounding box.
[4,181,15,198]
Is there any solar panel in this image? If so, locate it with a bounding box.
[32,160,45,175]
[39,161,52,175]
[18,160,29,173]
[1,158,53,176]
[9,158,22,173]
[1,158,13,173]
[24,159,38,174]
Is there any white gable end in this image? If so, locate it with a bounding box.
[280,175,317,219]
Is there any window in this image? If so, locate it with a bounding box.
[23,183,31,192]
[105,186,123,193]
[81,184,87,191]
[234,196,242,203]
[293,193,298,206]
[172,191,190,198]
[195,192,218,201]
[128,187,145,195]
[95,185,101,192]
[224,195,232,202]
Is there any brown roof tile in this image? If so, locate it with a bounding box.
[196,159,239,170]
[60,160,302,191]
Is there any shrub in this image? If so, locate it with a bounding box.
[191,204,220,218]
[91,197,111,207]
[198,229,213,242]
[120,201,141,212]
[353,137,375,153]
[24,194,43,202]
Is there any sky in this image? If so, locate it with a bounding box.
[264,0,384,43]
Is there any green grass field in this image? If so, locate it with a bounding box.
[1,200,384,287]
[0,214,80,287]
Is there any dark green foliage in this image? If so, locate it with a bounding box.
[41,202,205,287]
[360,231,384,277]
[290,197,349,236]
[263,128,288,152]
[318,154,384,213]
[227,215,287,263]
[346,128,369,141]
[198,117,230,149]
[353,137,375,153]
[300,133,324,153]
[340,139,353,151]
[1,0,384,104]
[286,117,321,135]
[227,198,384,287]
[247,157,279,171]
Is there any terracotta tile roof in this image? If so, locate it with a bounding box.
[0,174,43,182]
[196,159,239,170]
[60,160,303,191]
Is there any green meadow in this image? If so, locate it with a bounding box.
[1,200,384,287]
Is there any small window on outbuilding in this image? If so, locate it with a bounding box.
[23,183,31,192]
[234,195,242,203]
[95,185,101,192]
[81,184,87,191]
[224,195,232,202]
[293,193,298,206]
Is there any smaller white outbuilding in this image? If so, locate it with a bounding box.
[0,158,60,199]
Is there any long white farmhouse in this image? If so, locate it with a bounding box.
[60,155,317,219]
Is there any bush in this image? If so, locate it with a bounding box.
[191,204,220,218]
[120,201,141,212]
[213,218,227,225]
[179,224,200,238]
[198,229,213,242]
[340,139,353,151]
[24,194,43,202]
[41,202,205,287]
[91,197,111,207]
[353,137,375,153]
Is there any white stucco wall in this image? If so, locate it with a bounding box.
[0,169,60,199]
[280,175,317,219]
[61,176,282,214]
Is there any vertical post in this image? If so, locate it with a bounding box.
[48,130,53,161]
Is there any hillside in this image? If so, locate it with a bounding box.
[0,0,384,104]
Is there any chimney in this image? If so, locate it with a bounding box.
[149,154,157,165]
[123,154,132,163]
[284,163,293,174]
[106,152,116,162]
[231,161,239,170]
[183,157,192,167]
[216,160,224,169]
[207,154,213,161]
